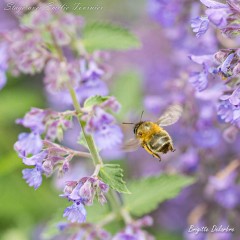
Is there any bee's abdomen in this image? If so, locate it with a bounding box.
[149,132,172,153]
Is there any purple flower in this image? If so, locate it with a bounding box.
[22,167,42,189]
[100,96,121,112]
[14,132,43,155]
[221,87,240,106]
[148,0,182,27]
[178,148,199,173]
[113,216,154,240]
[9,31,48,74]
[65,177,109,206]
[22,150,47,166]
[16,108,49,134]
[52,26,71,46]
[94,124,123,150]
[217,53,235,77]
[63,202,87,223]
[200,0,230,28]
[77,78,109,104]
[200,0,227,8]
[30,3,52,25]
[217,100,234,123]
[189,71,208,92]
[206,172,240,209]
[217,97,240,125]
[194,126,220,148]
[85,107,123,150]
[191,16,209,38]
[215,186,240,209]
[44,59,80,93]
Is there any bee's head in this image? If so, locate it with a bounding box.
[133,121,144,135]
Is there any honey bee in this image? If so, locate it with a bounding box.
[123,104,183,161]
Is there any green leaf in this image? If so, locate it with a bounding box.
[83,95,110,108]
[82,23,141,52]
[99,164,131,194]
[124,174,195,216]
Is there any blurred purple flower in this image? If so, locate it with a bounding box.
[194,126,221,148]
[113,217,154,240]
[200,0,230,28]
[52,26,71,46]
[0,43,8,89]
[148,0,182,27]
[191,16,209,38]
[178,148,199,173]
[217,53,235,77]
[218,98,240,125]
[63,202,87,223]
[189,71,208,92]
[215,186,240,209]
[22,167,42,190]
[14,132,42,156]
[65,177,109,206]
[206,172,240,209]
[9,31,49,74]
[16,108,49,134]
[44,59,80,93]
[85,107,123,150]
[77,60,109,103]
[221,87,240,106]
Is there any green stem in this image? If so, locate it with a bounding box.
[67,84,103,166]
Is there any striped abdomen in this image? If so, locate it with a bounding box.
[148,131,173,154]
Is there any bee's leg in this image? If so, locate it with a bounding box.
[156,154,161,162]
[169,144,176,152]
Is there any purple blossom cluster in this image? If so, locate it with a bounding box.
[62,177,109,223]
[113,216,154,240]
[0,0,126,228]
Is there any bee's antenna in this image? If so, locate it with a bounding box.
[139,110,144,122]
[122,122,135,125]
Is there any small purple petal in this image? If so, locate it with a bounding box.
[63,202,86,223]
[189,72,208,92]
[229,87,240,105]
[191,16,209,38]
[22,167,42,189]
[14,132,43,155]
[200,0,228,9]
[68,181,83,200]
[22,150,47,166]
[94,125,123,150]
[219,53,234,75]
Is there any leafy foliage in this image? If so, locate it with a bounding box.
[124,175,195,216]
[83,95,110,108]
[99,164,131,194]
[82,23,141,52]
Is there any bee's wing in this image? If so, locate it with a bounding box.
[156,104,183,126]
[122,138,141,152]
